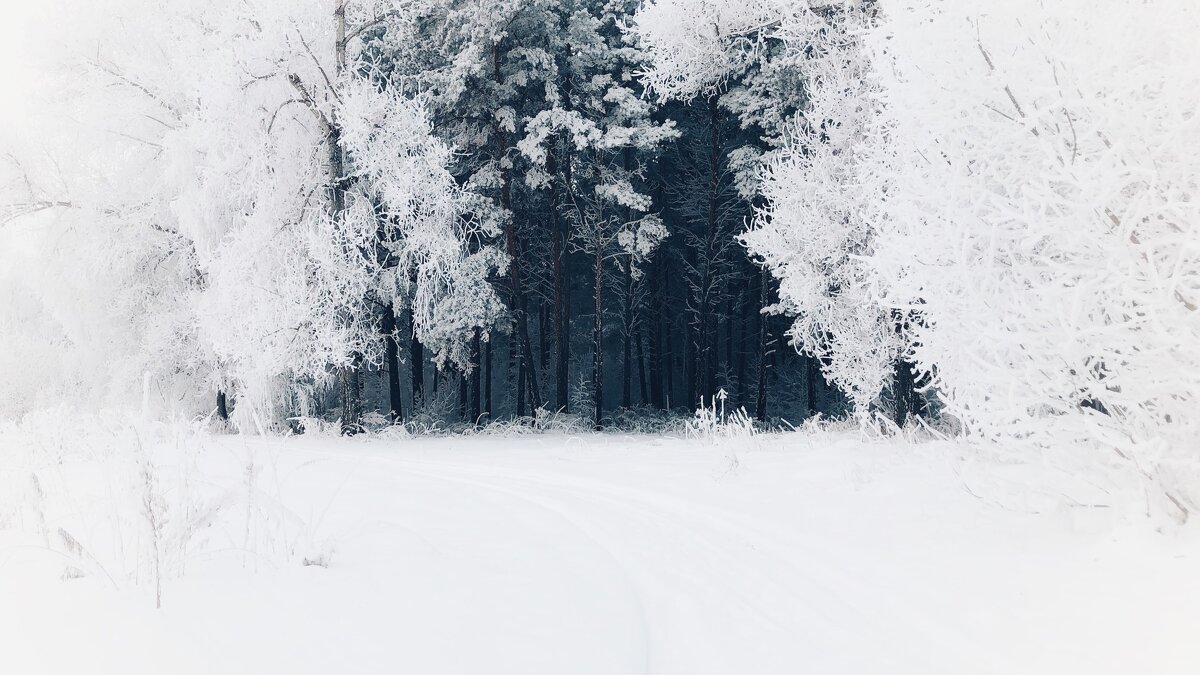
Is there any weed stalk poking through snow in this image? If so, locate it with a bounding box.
[135,433,166,609]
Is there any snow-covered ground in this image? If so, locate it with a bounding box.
[1,424,1197,675]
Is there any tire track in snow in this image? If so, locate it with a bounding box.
[381,455,1006,674]
[385,463,656,674]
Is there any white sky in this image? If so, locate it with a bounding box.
[0,0,41,129]
[0,0,109,135]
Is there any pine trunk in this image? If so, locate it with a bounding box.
[664,259,676,409]
[807,355,819,418]
[621,252,633,410]
[516,347,527,418]
[735,280,748,406]
[410,311,424,412]
[485,337,493,420]
[701,94,721,404]
[216,390,229,422]
[549,146,568,412]
[592,224,604,429]
[724,279,734,389]
[538,304,548,372]
[685,246,697,409]
[756,268,769,422]
[470,328,481,425]
[382,302,403,423]
[458,369,467,421]
[331,1,361,435]
[646,252,664,409]
[636,324,648,406]
[493,43,541,418]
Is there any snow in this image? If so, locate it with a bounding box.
[1,427,1196,674]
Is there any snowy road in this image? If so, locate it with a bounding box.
[2,432,1198,674]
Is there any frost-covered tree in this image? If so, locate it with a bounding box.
[634,0,879,417]
[655,99,755,411]
[1,0,490,433]
[366,0,566,420]
[517,0,676,424]
[0,0,209,419]
[373,0,674,424]
[666,0,1200,508]
[170,1,493,433]
[861,0,1200,507]
[2,0,876,431]
[734,2,903,418]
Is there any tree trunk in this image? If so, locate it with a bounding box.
[685,251,697,409]
[621,252,633,410]
[724,278,735,389]
[510,329,522,417]
[620,147,634,410]
[523,293,542,414]
[458,368,467,422]
[646,251,664,409]
[735,280,748,406]
[493,43,542,418]
[470,328,481,425]
[539,304,549,372]
[215,390,229,422]
[561,157,572,412]
[665,322,676,410]
[636,324,648,407]
[516,345,527,418]
[558,60,575,415]
[382,301,404,423]
[339,354,363,435]
[892,310,918,427]
[664,259,676,410]
[894,360,914,427]
[807,354,819,418]
[756,268,769,423]
[410,310,424,412]
[592,223,604,429]
[330,1,362,435]
[548,147,568,412]
[700,93,721,404]
[485,337,493,420]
